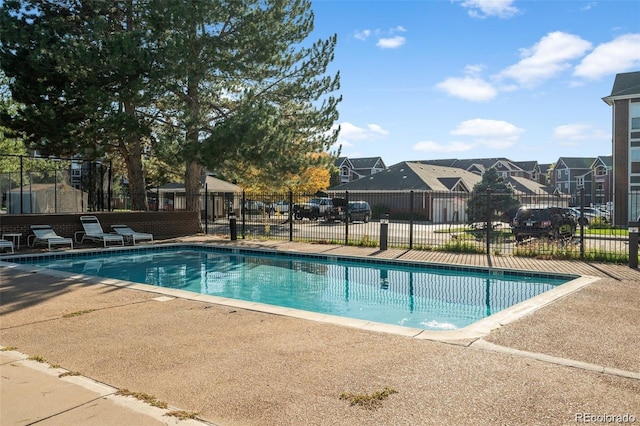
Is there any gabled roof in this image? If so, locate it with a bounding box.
[511,161,539,172]
[539,163,553,172]
[505,176,556,196]
[592,155,613,168]
[437,177,465,191]
[334,157,353,168]
[160,175,242,193]
[555,157,597,170]
[417,157,534,175]
[328,162,481,191]
[201,175,243,192]
[349,157,385,170]
[602,71,640,104]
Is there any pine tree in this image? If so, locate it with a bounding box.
[148,0,341,211]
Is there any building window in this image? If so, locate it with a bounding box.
[576,176,584,187]
[631,148,640,174]
[631,103,640,130]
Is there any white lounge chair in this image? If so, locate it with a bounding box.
[28,225,74,250]
[111,224,153,245]
[0,238,14,253]
[76,216,124,247]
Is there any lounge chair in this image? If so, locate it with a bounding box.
[111,224,153,245]
[0,238,14,253]
[28,225,74,250]
[76,216,124,247]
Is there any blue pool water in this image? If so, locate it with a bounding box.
[10,246,574,330]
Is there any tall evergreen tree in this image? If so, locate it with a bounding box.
[148,0,341,211]
[0,1,157,210]
[1,1,340,212]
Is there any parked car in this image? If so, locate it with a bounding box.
[325,199,372,223]
[293,197,334,220]
[344,201,372,223]
[511,205,577,242]
[272,200,291,214]
[567,207,609,226]
[242,200,272,215]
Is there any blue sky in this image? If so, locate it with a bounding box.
[310,0,640,166]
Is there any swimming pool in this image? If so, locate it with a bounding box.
[4,245,579,331]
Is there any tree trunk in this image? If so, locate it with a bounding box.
[185,159,203,212]
[122,141,148,211]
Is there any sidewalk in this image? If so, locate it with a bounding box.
[1,349,211,426]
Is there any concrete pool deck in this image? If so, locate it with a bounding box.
[1,236,639,425]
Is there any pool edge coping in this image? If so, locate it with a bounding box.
[0,242,600,343]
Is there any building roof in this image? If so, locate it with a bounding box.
[602,71,640,104]
[593,155,613,168]
[159,175,241,193]
[511,160,539,172]
[556,157,597,170]
[505,176,556,196]
[416,157,538,175]
[349,157,385,169]
[334,157,353,168]
[329,161,482,191]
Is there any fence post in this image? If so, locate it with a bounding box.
[204,184,208,234]
[344,191,349,246]
[241,190,246,239]
[579,188,585,259]
[107,160,112,211]
[629,221,639,269]
[409,190,414,249]
[485,189,491,255]
[19,156,24,214]
[288,190,293,242]
[54,163,58,213]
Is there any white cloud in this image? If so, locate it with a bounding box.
[377,36,406,49]
[450,119,524,149]
[553,123,609,144]
[574,33,640,80]
[435,76,498,101]
[458,0,519,19]
[335,122,389,149]
[354,29,371,41]
[365,123,390,136]
[579,2,597,12]
[497,32,592,87]
[390,25,407,33]
[412,140,475,153]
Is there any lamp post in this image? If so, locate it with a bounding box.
[380,213,389,250]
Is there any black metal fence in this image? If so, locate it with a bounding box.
[1,156,637,263]
[201,190,634,263]
[0,155,112,214]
